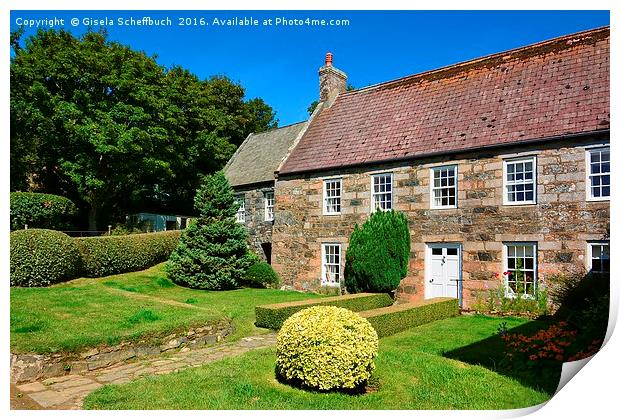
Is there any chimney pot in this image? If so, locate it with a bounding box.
[319,52,347,106]
[325,52,333,66]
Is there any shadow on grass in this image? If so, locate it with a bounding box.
[274,365,379,395]
[443,317,562,395]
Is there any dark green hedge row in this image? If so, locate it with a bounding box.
[10,229,182,286]
[10,229,83,287]
[359,298,460,338]
[255,293,393,330]
[10,192,77,231]
[76,230,182,277]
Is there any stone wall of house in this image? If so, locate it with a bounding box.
[235,183,275,262]
[272,135,610,308]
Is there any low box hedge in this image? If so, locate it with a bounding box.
[255,293,393,330]
[10,229,83,287]
[75,230,181,277]
[359,297,460,338]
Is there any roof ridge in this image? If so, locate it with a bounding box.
[341,25,609,98]
[253,120,307,135]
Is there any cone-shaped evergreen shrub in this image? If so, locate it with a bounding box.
[344,210,411,293]
[165,171,254,290]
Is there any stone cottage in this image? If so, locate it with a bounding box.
[224,121,308,263]
[270,27,610,308]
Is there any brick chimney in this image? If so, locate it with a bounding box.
[319,52,347,107]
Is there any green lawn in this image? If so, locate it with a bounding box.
[83,315,554,410]
[10,264,321,354]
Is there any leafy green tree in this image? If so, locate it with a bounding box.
[165,171,256,290]
[245,98,279,134]
[11,29,277,228]
[10,192,77,230]
[344,210,411,293]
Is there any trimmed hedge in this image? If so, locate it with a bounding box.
[276,306,379,390]
[255,293,393,330]
[10,229,82,287]
[359,297,460,338]
[76,230,181,277]
[10,192,77,231]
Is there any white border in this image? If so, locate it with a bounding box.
[3,4,617,420]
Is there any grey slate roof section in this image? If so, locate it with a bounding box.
[224,121,307,187]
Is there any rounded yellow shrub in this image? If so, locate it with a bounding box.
[276,305,379,391]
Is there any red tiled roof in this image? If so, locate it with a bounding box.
[279,27,610,175]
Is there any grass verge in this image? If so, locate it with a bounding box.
[10,264,321,354]
[83,315,554,410]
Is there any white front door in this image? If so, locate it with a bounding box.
[426,244,461,300]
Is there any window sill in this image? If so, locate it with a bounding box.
[502,201,537,206]
[586,197,610,202]
[430,205,458,210]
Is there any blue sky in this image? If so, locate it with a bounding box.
[10,10,610,126]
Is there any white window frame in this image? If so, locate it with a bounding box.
[264,191,274,222]
[235,194,246,223]
[586,147,610,201]
[321,243,342,286]
[370,172,394,212]
[503,156,537,205]
[587,241,610,273]
[430,164,458,209]
[323,178,342,215]
[503,242,538,298]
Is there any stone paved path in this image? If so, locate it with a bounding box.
[12,333,276,410]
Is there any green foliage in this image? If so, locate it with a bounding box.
[10,264,324,354]
[10,192,77,230]
[549,271,609,339]
[11,29,277,227]
[83,316,551,410]
[315,285,341,296]
[255,293,393,330]
[276,306,379,390]
[471,260,549,317]
[243,262,281,288]
[471,283,549,317]
[192,171,238,219]
[359,298,460,338]
[166,171,254,290]
[10,229,82,287]
[344,210,411,293]
[76,231,181,277]
[126,310,161,325]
